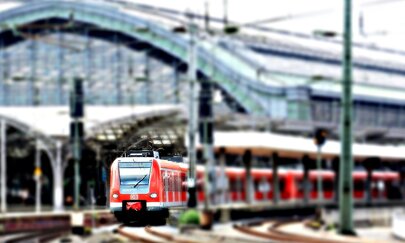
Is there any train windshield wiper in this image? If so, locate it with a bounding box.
[133,174,148,188]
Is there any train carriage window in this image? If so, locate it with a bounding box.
[230,178,239,192]
[354,180,365,191]
[296,178,304,194]
[258,177,271,193]
[323,180,334,191]
[164,172,168,191]
[279,179,285,192]
[254,179,260,191]
[197,178,204,192]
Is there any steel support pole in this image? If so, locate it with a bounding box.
[29,39,39,106]
[339,0,355,235]
[85,30,92,105]
[317,146,323,202]
[0,120,6,213]
[223,0,228,25]
[53,140,64,212]
[73,123,80,210]
[187,15,198,208]
[57,32,64,105]
[272,153,279,204]
[200,77,215,209]
[243,150,253,204]
[35,140,41,213]
[366,168,372,205]
[173,62,180,104]
[303,157,310,204]
[219,148,227,204]
[0,44,4,105]
[144,51,150,104]
[115,38,122,105]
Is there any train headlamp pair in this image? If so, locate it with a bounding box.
[112,193,119,199]
[150,193,157,198]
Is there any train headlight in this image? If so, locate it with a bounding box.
[112,193,119,199]
[150,193,158,198]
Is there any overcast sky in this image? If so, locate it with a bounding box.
[129,0,405,49]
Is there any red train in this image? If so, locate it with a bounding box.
[109,150,401,222]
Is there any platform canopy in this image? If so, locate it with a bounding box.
[0,104,182,139]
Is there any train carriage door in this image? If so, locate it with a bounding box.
[181,173,187,204]
[254,178,260,201]
[237,176,243,202]
[323,178,334,200]
[171,171,175,203]
[164,170,169,204]
[176,172,181,202]
[173,171,177,202]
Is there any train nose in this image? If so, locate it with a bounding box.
[126,202,142,211]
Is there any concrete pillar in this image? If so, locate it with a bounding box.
[272,153,279,204]
[243,150,253,204]
[53,140,64,212]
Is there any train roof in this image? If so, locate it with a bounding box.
[209,131,405,161]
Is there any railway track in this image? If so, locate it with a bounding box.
[115,218,383,243]
[2,230,68,243]
[234,220,375,243]
[116,224,268,243]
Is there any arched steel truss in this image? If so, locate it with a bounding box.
[0,1,271,115]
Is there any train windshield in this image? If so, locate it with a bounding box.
[119,162,152,194]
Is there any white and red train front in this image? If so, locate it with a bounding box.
[109,155,187,222]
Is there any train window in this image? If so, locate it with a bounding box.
[354,180,365,191]
[323,180,334,191]
[296,179,304,193]
[254,180,260,191]
[118,162,152,194]
[279,179,285,192]
[258,177,271,192]
[230,177,244,192]
[230,179,238,192]
[197,179,204,192]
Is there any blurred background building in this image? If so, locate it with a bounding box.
[1,0,405,211]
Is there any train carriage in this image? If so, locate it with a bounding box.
[109,150,402,223]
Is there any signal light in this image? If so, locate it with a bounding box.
[314,128,328,147]
[70,77,84,118]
